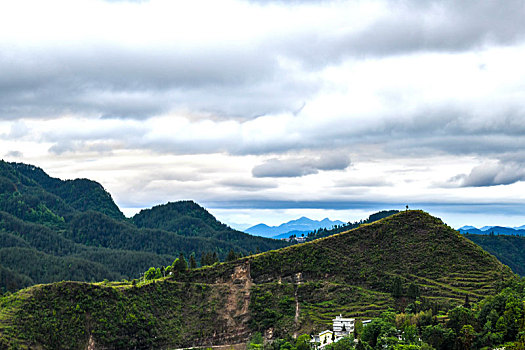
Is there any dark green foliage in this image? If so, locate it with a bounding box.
[392,277,403,298]
[0,247,120,285]
[464,233,525,276]
[250,283,296,337]
[227,249,237,262]
[11,162,124,220]
[0,280,227,349]
[201,251,220,266]
[172,253,188,272]
[132,201,289,253]
[0,161,289,292]
[189,254,197,269]
[407,282,420,299]
[0,265,33,293]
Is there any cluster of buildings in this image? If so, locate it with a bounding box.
[310,315,360,349]
[281,236,307,243]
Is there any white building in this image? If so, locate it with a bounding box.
[311,315,356,349]
[332,314,355,337]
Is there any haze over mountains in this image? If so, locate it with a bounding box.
[245,217,345,238]
[459,225,525,236]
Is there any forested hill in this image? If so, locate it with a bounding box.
[464,233,525,276]
[7,161,125,220]
[0,160,288,292]
[0,210,515,349]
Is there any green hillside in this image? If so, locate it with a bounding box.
[0,210,515,349]
[464,233,525,276]
[0,160,288,292]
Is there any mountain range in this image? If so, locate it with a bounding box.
[0,160,288,292]
[245,217,345,238]
[0,210,515,349]
[458,225,525,236]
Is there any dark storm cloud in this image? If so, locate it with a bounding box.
[252,154,350,178]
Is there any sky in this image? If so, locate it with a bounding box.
[1,0,525,230]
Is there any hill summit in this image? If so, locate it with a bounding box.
[0,210,514,349]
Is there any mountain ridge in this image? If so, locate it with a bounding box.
[0,160,288,292]
[245,216,345,238]
[459,225,525,236]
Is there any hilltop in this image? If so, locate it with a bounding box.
[0,210,515,349]
[0,161,288,292]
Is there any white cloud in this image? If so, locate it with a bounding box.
[2,0,525,228]
[451,162,525,187]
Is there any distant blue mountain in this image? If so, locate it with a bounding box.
[459,225,525,236]
[245,216,345,238]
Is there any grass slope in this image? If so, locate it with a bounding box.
[0,211,515,349]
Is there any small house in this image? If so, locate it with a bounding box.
[332,314,355,337]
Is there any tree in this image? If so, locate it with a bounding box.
[459,325,475,350]
[361,320,383,348]
[331,336,355,350]
[296,334,311,350]
[172,253,187,272]
[392,277,403,298]
[354,320,363,339]
[407,282,420,299]
[227,249,237,262]
[144,267,156,280]
[248,332,264,350]
[421,324,455,350]
[446,306,474,334]
[464,294,471,309]
[189,254,197,269]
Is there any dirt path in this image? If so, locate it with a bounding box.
[293,272,302,338]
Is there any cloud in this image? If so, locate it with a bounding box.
[334,178,392,187]
[252,154,350,178]
[219,178,278,191]
[450,162,525,187]
[4,150,23,158]
[2,0,525,121]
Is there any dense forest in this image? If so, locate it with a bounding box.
[463,233,525,276]
[0,160,288,292]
